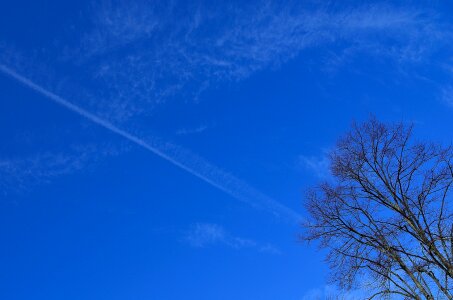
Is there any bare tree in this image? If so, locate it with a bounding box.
[302,118,453,299]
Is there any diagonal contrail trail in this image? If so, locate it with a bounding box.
[0,64,302,223]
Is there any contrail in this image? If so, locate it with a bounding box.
[0,64,302,223]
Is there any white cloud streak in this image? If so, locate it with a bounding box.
[0,64,301,223]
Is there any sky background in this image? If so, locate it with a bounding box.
[1,1,453,299]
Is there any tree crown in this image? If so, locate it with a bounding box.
[302,118,453,299]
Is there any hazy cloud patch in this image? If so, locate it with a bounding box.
[0,143,126,194]
[175,125,208,135]
[185,223,281,254]
[302,284,366,300]
[298,151,331,180]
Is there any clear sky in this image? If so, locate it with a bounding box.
[1,1,453,299]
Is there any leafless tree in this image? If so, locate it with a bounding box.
[302,118,453,299]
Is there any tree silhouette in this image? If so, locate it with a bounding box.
[302,118,453,299]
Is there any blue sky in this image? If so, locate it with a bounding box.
[1,1,453,299]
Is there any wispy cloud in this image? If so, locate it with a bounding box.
[0,152,84,193]
[0,64,301,223]
[441,85,453,109]
[1,1,450,213]
[185,223,281,254]
[2,2,448,125]
[0,143,124,194]
[298,151,331,180]
[301,284,366,300]
[185,223,255,249]
[64,1,447,122]
[175,125,208,136]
